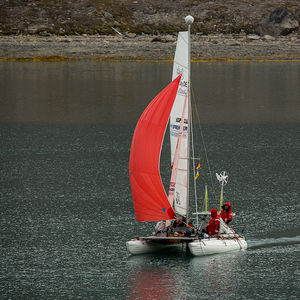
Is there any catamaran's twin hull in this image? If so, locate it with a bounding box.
[126,236,194,255]
[126,239,180,255]
[127,236,247,256]
[188,237,247,256]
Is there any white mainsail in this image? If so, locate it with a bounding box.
[170,31,189,216]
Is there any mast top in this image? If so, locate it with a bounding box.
[185,15,194,25]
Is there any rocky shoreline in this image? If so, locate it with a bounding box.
[1,1,299,61]
[0,33,300,62]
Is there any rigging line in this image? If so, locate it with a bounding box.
[201,189,205,212]
[190,88,198,227]
[227,223,243,250]
[201,185,208,212]
[190,82,218,206]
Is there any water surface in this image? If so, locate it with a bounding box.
[0,62,299,299]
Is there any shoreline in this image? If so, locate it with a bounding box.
[0,34,300,62]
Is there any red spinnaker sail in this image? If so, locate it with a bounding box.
[129,75,181,222]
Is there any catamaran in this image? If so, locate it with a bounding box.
[126,16,247,256]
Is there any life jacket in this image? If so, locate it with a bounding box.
[220,202,233,224]
[173,219,180,227]
[206,209,220,235]
[187,219,193,227]
[177,217,185,227]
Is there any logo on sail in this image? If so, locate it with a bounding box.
[175,192,181,205]
[170,124,188,137]
[170,117,188,137]
[177,80,188,95]
[176,118,188,124]
[176,66,184,77]
[176,66,188,95]
[169,182,175,192]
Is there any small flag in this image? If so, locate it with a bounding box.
[195,162,200,180]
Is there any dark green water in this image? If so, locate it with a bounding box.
[0,62,299,299]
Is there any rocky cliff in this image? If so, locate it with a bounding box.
[1,0,299,36]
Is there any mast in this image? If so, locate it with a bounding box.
[185,15,194,222]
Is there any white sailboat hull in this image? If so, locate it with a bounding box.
[126,239,179,255]
[127,236,247,256]
[188,237,247,256]
[126,237,193,255]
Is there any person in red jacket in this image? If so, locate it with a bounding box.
[220,202,233,225]
[187,218,194,227]
[204,208,220,236]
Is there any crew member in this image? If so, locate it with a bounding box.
[204,208,220,236]
[173,217,182,228]
[155,221,166,233]
[177,216,185,227]
[187,218,194,227]
[220,202,233,225]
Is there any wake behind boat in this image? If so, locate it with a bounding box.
[126,16,247,256]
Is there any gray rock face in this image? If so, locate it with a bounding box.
[247,34,260,40]
[256,7,299,36]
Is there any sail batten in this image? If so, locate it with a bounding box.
[129,76,181,222]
